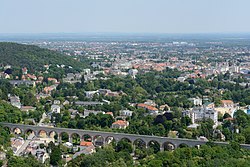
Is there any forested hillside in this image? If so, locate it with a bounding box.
[0,42,86,73]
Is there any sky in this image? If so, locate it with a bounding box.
[0,0,250,34]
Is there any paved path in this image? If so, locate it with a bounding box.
[15,134,35,156]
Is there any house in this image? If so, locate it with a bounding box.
[9,95,21,109]
[64,142,73,148]
[105,112,114,117]
[2,73,10,79]
[214,107,236,116]
[53,100,60,105]
[188,97,202,106]
[80,141,93,147]
[75,101,103,106]
[51,105,60,113]
[221,100,234,108]
[11,137,25,154]
[85,91,98,98]
[98,89,110,95]
[204,102,215,109]
[177,76,186,82]
[83,110,104,118]
[197,136,209,141]
[112,120,129,129]
[4,65,11,70]
[73,144,95,159]
[0,151,6,160]
[144,100,157,107]
[69,109,78,115]
[9,80,36,87]
[119,110,133,117]
[128,69,138,78]
[21,106,36,112]
[27,74,37,80]
[47,78,58,83]
[62,155,72,163]
[106,91,119,97]
[83,69,91,75]
[36,93,50,101]
[22,67,28,75]
[63,100,70,106]
[36,150,49,163]
[183,106,218,126]
[159,104,170,111]
[137,103,159,114]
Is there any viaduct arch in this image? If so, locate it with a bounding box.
[1,122,250,151]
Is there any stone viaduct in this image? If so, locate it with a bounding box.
[1,122,250,151]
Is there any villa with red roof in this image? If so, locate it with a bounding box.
[137,103,159,114]
[112,120,129,129]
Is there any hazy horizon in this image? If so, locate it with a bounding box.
[1,0,250,34]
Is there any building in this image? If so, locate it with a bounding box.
[64,142,73,148]
[105,112,114,117]
[47,78,58,83]
[51,105,60,113]
[137,103,159,114]
[112,120,129,129]
[128,69,138,78]
[83,69,91,75]
[159,104,170,111]
[0,151,6,161]
[80,141,93,147]
[83,110,104,117]
[11,137,25,154]
[189,97,202,106]
[204,102,215,109]
[36,150,49,163]
[177,76,186,82]
[53,100,60,105]
[73,143,95,159]
[221,100,234,108]
[21,106,36,112]
[119,110,133,117]
[9,80,36,87]
[183,106,218,126]
[75,101,104,106]
[9,95,21,109]
[22,67,28,75]
[85,91,98,98]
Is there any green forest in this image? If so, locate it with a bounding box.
[0,42,88,74]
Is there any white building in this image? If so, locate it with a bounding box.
[183,106,218,126]
[120,110,133,117]
[51,105,60,113]
[85,91,98,98]
[188,97,202,106]
[54,100,60,105]
[83,69,91,75]
[177,77,186,82]
[128,69,138,78]
[9,95,21,109]
[229,66,240,73]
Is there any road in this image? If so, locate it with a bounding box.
[15,133,35,156]
[15,140,30,156]
[38,112,47,126]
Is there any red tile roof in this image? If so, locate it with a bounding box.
[137,103,158,111]
[80,141,93,147]
[221,100,234,104]
[112,120,128,126]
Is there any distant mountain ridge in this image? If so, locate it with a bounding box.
[0,42,84,73]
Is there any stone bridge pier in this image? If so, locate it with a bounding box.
[1,122,243,152]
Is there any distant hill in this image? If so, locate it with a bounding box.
[0,42,86,73]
